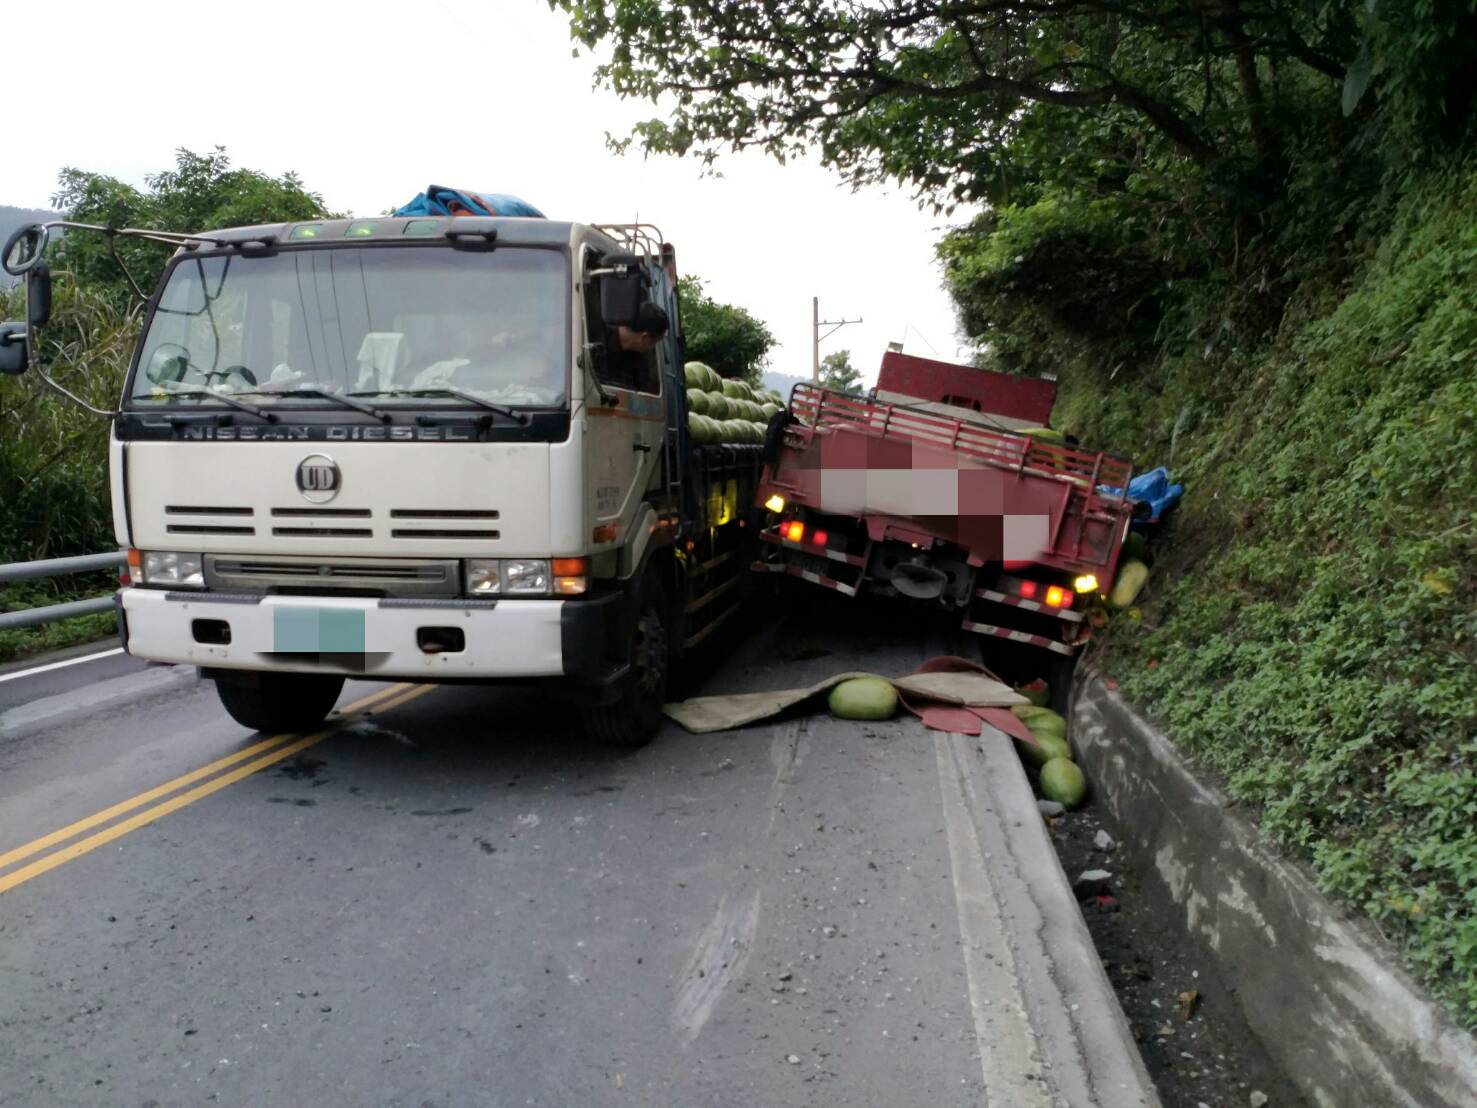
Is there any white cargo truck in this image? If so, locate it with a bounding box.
[1,211,762,745]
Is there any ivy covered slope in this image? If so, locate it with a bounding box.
[1040,163,1475,1024]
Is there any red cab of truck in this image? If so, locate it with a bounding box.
[754,351,1135,661]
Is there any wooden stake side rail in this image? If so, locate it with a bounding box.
[788,384,1134,504]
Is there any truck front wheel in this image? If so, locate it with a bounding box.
[582,574,670,748]
[213,671,346,734]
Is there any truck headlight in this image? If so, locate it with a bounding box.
[142,550,204,588]
[464,559,502,596]
[503,559,551,596]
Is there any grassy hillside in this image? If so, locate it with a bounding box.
[1053,160,1477,1025]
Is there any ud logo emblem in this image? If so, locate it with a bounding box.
[296,454,341,504]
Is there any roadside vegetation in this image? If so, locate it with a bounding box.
[555,0,1477,1023]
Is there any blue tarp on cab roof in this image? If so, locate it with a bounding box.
[394,185,545,219]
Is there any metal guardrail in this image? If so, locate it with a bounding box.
[0,551,125,632]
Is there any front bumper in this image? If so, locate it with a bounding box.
[120,588,575,680]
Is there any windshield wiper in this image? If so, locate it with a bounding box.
[158,385,278,422]
[245,387,390,422]
[349,387,529,424]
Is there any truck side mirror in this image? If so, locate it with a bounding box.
[27,264,51,329]
[2,223,48,277]
[597,251,647,327]
[0,224,53,376]
[0,322,27,375]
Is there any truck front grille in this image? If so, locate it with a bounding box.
[204,555,460,598]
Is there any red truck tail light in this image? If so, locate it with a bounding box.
[1017,580,1038,599]
[811,530,829,547]
[1044,586,1074,608]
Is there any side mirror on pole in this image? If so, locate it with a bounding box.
[2,223,49,277]
[596,251,647,328]
[27,263,51,329]
[0,224,53,376]
[0,322,27,376]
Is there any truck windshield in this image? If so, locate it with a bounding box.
[130,246,568,410]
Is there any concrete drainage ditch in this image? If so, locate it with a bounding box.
[1062,673,1477,1108]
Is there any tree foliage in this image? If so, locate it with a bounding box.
[677,274,775,385]
[552,1,1476,202]
[51,146,330,303]
[818,348,863,394]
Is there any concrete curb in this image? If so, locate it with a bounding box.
[948,727,1162,1106]
[1070,672,1477,1108]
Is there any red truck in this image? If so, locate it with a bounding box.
[754,351,1135,674]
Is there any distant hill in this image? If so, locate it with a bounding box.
[0,205,60,287]
[762,370,809,399]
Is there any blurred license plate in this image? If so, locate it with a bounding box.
[272,608,365,652]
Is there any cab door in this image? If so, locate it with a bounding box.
[582,272,665,561]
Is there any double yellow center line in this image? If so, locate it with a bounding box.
[0,682,433,896]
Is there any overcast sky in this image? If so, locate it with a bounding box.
[4,0,974,383]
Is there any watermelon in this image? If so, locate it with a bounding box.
[1022,426,1066,444]
[761,402,780,420]
[1025,714,1067,742]
[1040,758,1087,808]
[1110,559,1149,610]
[687,412,708,444]
[687,388,709,415]
[1011,705,1063,726]
[707,393,730,419]
[683,363,706,388]
[828,677,898,720]
[1018,732,1072,768]
[721,379,746,399]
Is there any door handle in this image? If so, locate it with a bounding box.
[633,442,653,454]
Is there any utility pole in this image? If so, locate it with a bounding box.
[812,296,862,382]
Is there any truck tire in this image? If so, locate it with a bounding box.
[213,671,346,734]
[582,573,670,748]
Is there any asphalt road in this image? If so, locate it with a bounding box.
[0,613,1152,1107]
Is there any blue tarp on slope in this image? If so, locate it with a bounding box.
[394,185,545,219]
[1100,466,1184,523]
